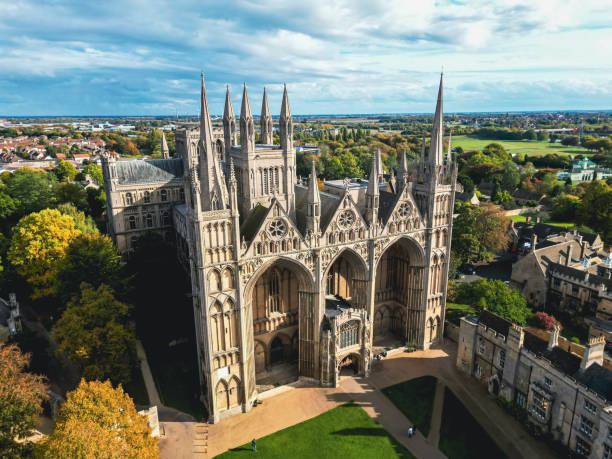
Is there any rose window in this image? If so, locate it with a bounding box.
[398,202,411,219]
[338,210,355,229]
[268,219,287,239]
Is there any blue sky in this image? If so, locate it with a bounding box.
[1,0,611,116]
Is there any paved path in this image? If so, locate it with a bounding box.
[427,380,446,447]
[159,341,556,459]
[341,376,446,459]
[136,340,161,406]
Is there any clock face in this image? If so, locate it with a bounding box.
[338,210,355,229]
[268,219,287,239]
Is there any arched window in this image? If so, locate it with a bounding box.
[162,211,170,226]
[160,189,168,202]
[145,213,153,228]
[128,215,136,229]
[339,320,359,348]
[144,191,150,203]
[269,271,280,313]
[180,188,185,201]
[125,192,133,205]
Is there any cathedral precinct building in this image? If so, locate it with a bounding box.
[102,74,457,422]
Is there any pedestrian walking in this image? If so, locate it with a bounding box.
[407,427,413,437]
[252,438,256,452]
[412,425,417,436]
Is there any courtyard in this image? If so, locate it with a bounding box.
[156,342,556,459]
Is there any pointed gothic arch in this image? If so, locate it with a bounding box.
[323,248,368,309]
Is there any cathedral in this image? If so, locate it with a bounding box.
[102,74,457,422]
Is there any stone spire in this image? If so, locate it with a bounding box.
[306,160,321,233]
[240,83,255,155]
[376,147,384,180]
[260,87,273,145]
[366,154,379,226]
[199,73,228,210]
[397,149,408,188]
[279,84,293,151]
[160,130,169,159]
[228,158,238,213]
[429,73,444,167]
[223,86,237,151]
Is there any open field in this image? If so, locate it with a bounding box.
[216,402,415,458]
[508,214,575,228]
[451,135,590,157]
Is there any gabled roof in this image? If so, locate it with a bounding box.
[479,310,511,337]
[321,190,367,235]
[523,331,582,376]
[240,203,268,242]
[116,158,184,184]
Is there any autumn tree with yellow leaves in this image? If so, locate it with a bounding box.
[7,209,81,298]
[38,379,158,459]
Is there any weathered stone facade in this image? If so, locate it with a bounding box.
[458,311,612,459]
[104,74,457,423]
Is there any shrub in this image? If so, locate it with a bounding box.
[571,337,580,344]
[531,311,562,331]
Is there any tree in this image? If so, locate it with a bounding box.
[6,168,57,217]
[38,379,158,459]
[561,135,579,146]
[455,279,531,325]
[55,234,123,304]
[482,143,511,162]
[53,159,78,182]
[0,192,17,220]
[500,161,520,190]
[577,180,612,244]
[86,187,106,218]
[8,209,81,298]
[55,182,88,211]
[81,163,104,187]
[57,203,99,235]
[0,344,48,458]
[550,193,581,221]
[51,283,136,384]
[531,311,562,331]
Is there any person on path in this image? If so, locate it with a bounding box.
[252,439,256,452]
[412,425,417,437]
[407,427,413,437]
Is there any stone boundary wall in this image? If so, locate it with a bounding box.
[445,321,460,342]
[503,206,543,217]
[525,326,612,371]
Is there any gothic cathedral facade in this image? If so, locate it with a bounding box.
[102,74,457,423]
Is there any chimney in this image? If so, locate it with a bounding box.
[536,216,541,223]
[510,220,515,229]
[580,336,605,371]
[526,216,531,224]
[558,253,563,264]
[577,234,583,245]
[531,234,538,250]
[565,245,573,266]
[580,241,586,259]
[547,324,560,350]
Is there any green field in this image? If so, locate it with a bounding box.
[381,375,437,436]
[451,135,589,157]
[508,214,575,228]
[445,303,478,326]
[216,402,415,458]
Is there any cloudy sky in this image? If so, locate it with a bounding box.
[1,0,611,116]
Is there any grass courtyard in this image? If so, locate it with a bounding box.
[216,402,415,458]
[451,135,590,157]
[439,388,507,459]
[444,303,477,326]
[381,375,437,436]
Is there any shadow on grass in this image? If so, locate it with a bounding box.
[332,427,390,436]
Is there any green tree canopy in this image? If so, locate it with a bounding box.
[55,234,123,304]
[577,180,612,244]
[55,182,88,211]
[53,159,78,182]
[57,203,99,235]
[454,279,531,325]
[51,283,136,384]
[6,168,57,217]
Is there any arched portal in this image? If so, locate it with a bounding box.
[216,139,224,161]
[374,237,425,348]
[245,258,315,389]
[324,249,368,310]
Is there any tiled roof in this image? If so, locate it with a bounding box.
[479,310,511,337]
[116,158,183,184]
[575,364,612,401]
[523,331,582,376]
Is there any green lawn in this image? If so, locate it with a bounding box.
[508,214,575,228]
[452,135,590,157]
[439,388,507,459]
[381,375,437,437]
[216,402,415,458]
[445,303,477,326]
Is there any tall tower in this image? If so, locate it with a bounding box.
[260,87,273,145]
[279,84,293,152]
[240,84,255,156]
[160,130,170,159]
[223,86,237,155]
[306,160,321,234]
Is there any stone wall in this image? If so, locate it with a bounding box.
[445,321,460,342]
[502,205,543,217]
